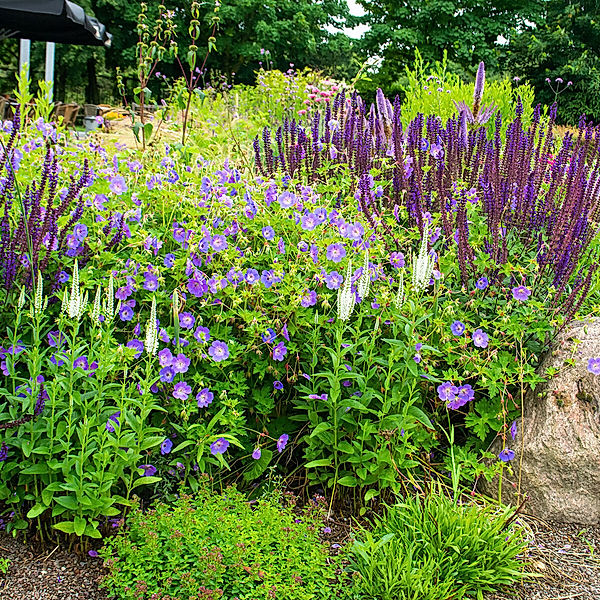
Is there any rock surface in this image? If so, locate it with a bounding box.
[481,318,600,524]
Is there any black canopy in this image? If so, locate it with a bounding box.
[0,0,111,46]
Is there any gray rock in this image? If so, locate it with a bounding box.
[480,318,600,524]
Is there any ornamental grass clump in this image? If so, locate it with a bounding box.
[100,486,355,600]
[350,490,527,600]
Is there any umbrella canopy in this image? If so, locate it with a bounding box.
[0,0,112,46]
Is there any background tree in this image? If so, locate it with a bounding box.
[192,0,354,84]
[508,0,600,124]
[355,0,539,97]
[0,0,356,103]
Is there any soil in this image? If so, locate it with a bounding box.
[0,534,108,600]
[487,519,600,600]
[1,517,598,600]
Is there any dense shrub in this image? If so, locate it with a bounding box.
[1,63,600,540]
[100,486,354,600]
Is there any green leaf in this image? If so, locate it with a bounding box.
[244,449,273,481]
[27,504,47,519]
[55,495,79,511]
[336,441,354,453]
[304,458,333,469]
[21,463,50,475]
[130,476,161,490]
[53,521,75,534]
[337,475,358,487]
[140,436,164,451]
[74,516,86,537]
[84,523,102,539]
[364,489,379,502]
[310,422,331,437]
[407,405,435,429]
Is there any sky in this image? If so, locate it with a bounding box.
[326,0,369,39]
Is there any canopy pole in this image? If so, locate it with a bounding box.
[45,42,55,102]
[19,39,31,79]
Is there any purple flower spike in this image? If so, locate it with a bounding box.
[474,61,486,104]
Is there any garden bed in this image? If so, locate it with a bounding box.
[2,518,599,600]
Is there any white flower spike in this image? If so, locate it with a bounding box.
[337,260,356,321]
[412,224,435,291]
[357,249,370,301]
[145,296,159,356]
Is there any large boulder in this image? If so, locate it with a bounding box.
[480,318,600,524]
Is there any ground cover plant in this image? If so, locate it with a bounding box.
[100,484,354,600]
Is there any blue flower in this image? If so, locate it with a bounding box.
[476,276,489,290]
[498,448,515,462]
[161,438,173,455]
[262,226,275,241]
[451,320,465,336]
[210,438,230,455]
[277,433,289,453]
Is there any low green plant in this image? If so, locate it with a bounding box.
[350,487,527,600]
[100,484,355,600]
[0,557,10,576]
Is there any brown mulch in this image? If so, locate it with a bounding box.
[487,519,600,600]
[0,534,108,600]
[0,518,598,600]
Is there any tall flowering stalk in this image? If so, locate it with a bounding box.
[0,110,90,295]
[412,225,435,291]
[254,79,600,320]
[337,261,355,321]
[145,296,159,356]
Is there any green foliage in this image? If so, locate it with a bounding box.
[100,486,355,600]
[350,489,527,600]
[167,67,343,160]
[355,0,538,97]
[399,50,536,132]
[508,0,600,124]
[0,296,175,540]
[195,0,354,84]
[0,557,10,576]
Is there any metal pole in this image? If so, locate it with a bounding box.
[18,39,31,79]
[45,42,55,102]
